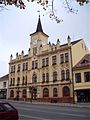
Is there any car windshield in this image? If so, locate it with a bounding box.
[0,105,5,112]
[3,103,15,111]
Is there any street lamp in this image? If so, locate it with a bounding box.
[29,86,37,102]
[29,86,34,103]
[16,88,21,101]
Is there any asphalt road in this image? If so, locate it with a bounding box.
[7,101,90,120]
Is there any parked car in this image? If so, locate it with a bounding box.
[0,102,19,120]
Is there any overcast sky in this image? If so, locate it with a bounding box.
[0,1,90,77]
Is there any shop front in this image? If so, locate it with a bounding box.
[76,89,90,102]
[0,89,7,99]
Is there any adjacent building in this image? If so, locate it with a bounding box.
[73,54,90,102]
[8,16,89,103]
[0,74,9,99]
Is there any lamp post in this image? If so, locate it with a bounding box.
[16,88,21,101]
[29,86,34,103]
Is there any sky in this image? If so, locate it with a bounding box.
[0,0,90,77]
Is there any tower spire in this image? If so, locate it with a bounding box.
[36,15,43,33]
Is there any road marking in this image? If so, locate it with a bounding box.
[20,114,52,120]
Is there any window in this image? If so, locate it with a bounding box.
[63,86,70,97]
[46,57,49,66]
[52,55,56,65]
[42,57,49,67]
[3,103,14,111]
[13,78,15,86]
[26,62,28,70]
[22,76,27,85]
[42,73,45,83]
[22,62,28,71]
[32,74,37,83]
[65,53,69,62]
[66,69,70,80]
[42,58,45,67]
[10,78,12,86]
[10,65,15,73]
[81,59,88,64]
[22,76,25,85]
[35,60,38,68]
[32,61,34,69]
[60,54,64,63]
[25,75,27,85]
[17,77,20,86]
[17,64,20,72]
[33,47,37,55]
[3,82,6,88]
[61,70,65,80]
[10,90,14,97]
[46,73,49,83]
[22,89,27,98]
[84,72,90,82]
[43,88,49,97]
[11,66,13,73]
[53,88,58,97]
[75,73,81,83]
[32,60,38,69]
[22,63,25,71]
[53,71,57,82]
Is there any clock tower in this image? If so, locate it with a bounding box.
[30,15,49,50]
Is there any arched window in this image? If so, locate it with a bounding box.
[32,73,37,83]
[53,88,58,97]
[10,90,14,97]
[22,89,27,98]
[53,71,57,81]
[61,70,65,80]
[63,86,70,97]
[43,88,49,97]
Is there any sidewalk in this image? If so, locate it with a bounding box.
[30,101,90,108]
[1,99,90,108]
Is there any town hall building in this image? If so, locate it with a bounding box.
[8,16,89,103]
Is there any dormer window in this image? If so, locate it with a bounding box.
[81,59,88,64]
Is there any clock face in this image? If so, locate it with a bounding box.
[42,40,46,45]
[33,39,37,45]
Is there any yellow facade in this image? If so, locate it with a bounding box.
[73,54,90,102]
[8,17,89,103]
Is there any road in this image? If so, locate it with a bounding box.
[6,101,90,120]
